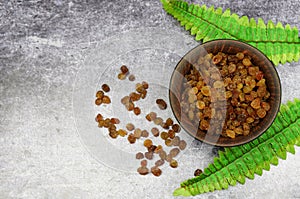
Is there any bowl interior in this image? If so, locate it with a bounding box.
[169,40,281,147]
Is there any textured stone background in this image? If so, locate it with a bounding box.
[1,0,300,199]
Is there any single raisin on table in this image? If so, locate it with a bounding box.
[128,74,135,81]
[137,166,149,175]
[126,123,135,131]
[151,166,162,177]
[101,84,110,92]
[194,169,203,176]
[120,65,129,74]
[136,152,144,160]
[170,159,178,168]
[156,99,167,110]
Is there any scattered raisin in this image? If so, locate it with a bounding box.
[136,152,144,160]
[170,159,178,168]
[101,84,110,92]
[194,169,203,176]
[117,73,126,80]
[155,159,165,166]
[170,148,180,158]
[102,96,111,104]
[95,98,102,105]
[133,107,141,115]
[110,118,120,124]
[145,151,153,160]
[137,167,149,175]
[117,129,127,137]
[151,127,160,137]
[179,140,187,150]
[96,90,104,98]
[141,130,149,138]
[126,123,135,131]
[151,166,162,177]
[172,124,181,133]
[156,99,167,110]
[143,139,153,148]
[141,159,147,167]
[128,74,135,81]
[127,133,136,144]
[120,65,129,74]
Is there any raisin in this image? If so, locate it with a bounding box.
[136,152,144,159]
[101,84,110,92]
[194,169,203,176]
[120,65,129,74]
[156,99,167,110]
[151,166,162,177]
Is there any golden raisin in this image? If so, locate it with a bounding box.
[133,107,141,115]
[226,129,235,138]
[261,101,271,111]
[196,101,205,109]
[165,118,174,126]
[127,133,136,144]
[160,132,169,140]
[250,98,261,109]
[200,120,209,131]
[117,129,127,137]
[96,90,104,98]
[118,73,126,80]
[154,117,163,125]
[170,159,178,168]
[201,86,211,96]
[236,52,244,60]
[256,108,267,118]
[95,98,102,105]
[165,139,172,147]
[133,128,142,138]
[102,96,111,104]
[129,92,141,101]
[144,139,153,148]
[213,80,224,89]
[242,58,252,67]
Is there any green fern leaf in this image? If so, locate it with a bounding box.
[161,0,300,66]
[173,99,300,196]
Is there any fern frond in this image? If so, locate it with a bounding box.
[173,99,300,196]
[161,0,300,66]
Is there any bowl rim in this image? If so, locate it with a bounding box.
[169,39,282,147]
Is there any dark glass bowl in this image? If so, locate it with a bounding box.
[169,40,281,147]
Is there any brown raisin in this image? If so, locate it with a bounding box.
[120,65,129,74]
[151,127,160,137]
[156,99,167,110]
[136,152,144,159]
[151,166,162,177]
[126,123,135,131]
[101,84,110,92]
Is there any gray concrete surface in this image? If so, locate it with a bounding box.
[1,0,300,199]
